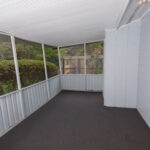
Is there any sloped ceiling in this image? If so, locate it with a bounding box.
[0,0,129,46]
[119,0,150,26]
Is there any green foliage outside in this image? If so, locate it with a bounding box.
[60,45,84,59]
[45,46,59,67]
[60,43,103,74]
[15,39,44,60]
[0,60,58,95]
[86,42,103,74]
[0,60,17,94]
[0,36,59,95]
[0,34,103,95]
[45,46,59,77]
[0,42,13,60]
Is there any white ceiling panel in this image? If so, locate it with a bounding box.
[0,0,129,46]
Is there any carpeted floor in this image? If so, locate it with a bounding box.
[0,91,150,150]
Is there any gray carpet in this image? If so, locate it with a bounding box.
[0,91,150,150]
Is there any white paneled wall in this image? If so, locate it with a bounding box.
[104,9,150,127]
[61,74,86,91]
[0,91,24,136]
[86,74,103,91]
[48,75,61,98]
[104,20,141,108]
[22,81,48,117]
[137,10,150,127]
[0,75,61,137]
[0,74,102,137]
[61,74,103,92]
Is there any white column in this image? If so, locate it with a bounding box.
[11,36,21,90]
[58,46,62,75]
[58,46,62,91]
[84,43,87,91]
[42,43,50,100]
[84,43,86,74]
[11,36,25,118]
[42,43,48,80]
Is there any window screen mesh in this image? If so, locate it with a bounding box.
[15,38,45,88]
[60,44,84,74]
[45,45,59,78]
[86,42,103,74]
[0,34,17,95]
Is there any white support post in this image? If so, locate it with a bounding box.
[84,43,87,91]
[84,43,86,74]
[42,43,48,80]
[11,36,25,118]
[58,46,62,91]
[58,46,62,75]
[42,43,50,100]
[11,36,21,90]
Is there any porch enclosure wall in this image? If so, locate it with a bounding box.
[104,20,141,108]
[1,9,150,139]
[0,33,62,137]
[0,33,104,137]
[137,10,150,127]
[0,75,61,137]
[104,9,150,127]
[59,42,104,92]
[61,74,103,92]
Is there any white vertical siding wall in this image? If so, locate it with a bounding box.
[0,37,104,137]
[137,10,150,127]
[61,74,86,91]
[0,91,24,136]
[22,81,48,117]
[48,75,61,98]
[0,75,61,137]
[61,74,103,92]
[0,72,102,137]
[104,20,141,108]
[86,74,103,91]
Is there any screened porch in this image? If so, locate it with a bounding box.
[0,0,150,150]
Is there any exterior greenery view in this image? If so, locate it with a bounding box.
[60,44,84,74]
[60,42,103,74]
[0,33,103,96]
[86,42,104,74]
[0,35,59,95]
